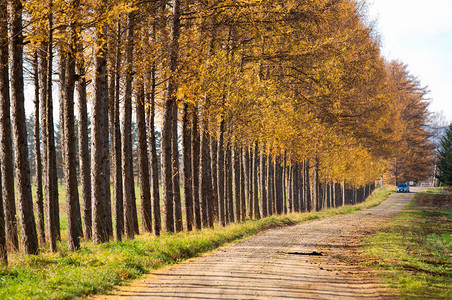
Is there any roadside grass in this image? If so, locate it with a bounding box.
[362,188,452,299]
[2,186,392,299]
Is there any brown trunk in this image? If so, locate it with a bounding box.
[266,152,273,216]
[239,147,246,221]
[199,110,210,228]
[275,155,283,214]
[162,0,181,233]
[62,19,81,250]
[0,164,6,263]
[0,0,18,252]
[210,132,218,223]
[259,146,267,218]
[11,0,39,254]
[217,120,225,226]
[109,18,123,240]
[121,11,135,239]
[148,61,161,236]
[225,142,234,223]
[191,106,201,230]
[45,0,59,251]
[182,103,193,231]
[232,141,241,222]
[137,81,152,232]
[77,49,92,240]
[172,105,183,232]
[243,147,251,218]
[252,142,259,219]
[33,51,45,245]
[91,0,109,243]
[282,152,287,214]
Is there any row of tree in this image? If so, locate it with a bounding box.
[0,0,433,264]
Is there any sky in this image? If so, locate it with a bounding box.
[366,0,452,123]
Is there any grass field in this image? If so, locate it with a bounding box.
[1,186,393,299]
[362,188,452,299]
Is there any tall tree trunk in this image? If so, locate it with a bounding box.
[224,142,229,224]
[243,147,251,218]
[162,0,181,233]
[252,142,259,219]
[313,157,320,211]
[77,49,92,241]
[216,120,225,226]
[109,18,122,241]
[33,51,45,245]
[62,19,81,250]
[282,152,287,214]
[172,105,183,232]
[121,11,135,239]
[266,152,273,216]
[45,0,59,251]
[226,142,234,223]
[191,106,201,230]
[232,141,241,222]
[259,147,267,218]
[11,0,39,254]
[0,0,18,252]
[274,156,283,214]
[199,110,213,228]
[304,159,311,212]
[182,103,193,231]
[137,80,152,233]
[91,0,109,244]
[210,132,218,222]
[0,164,6,263]
[148,61,161,236]
[239,147,246,221]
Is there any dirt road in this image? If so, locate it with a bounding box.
[97,188,422,299]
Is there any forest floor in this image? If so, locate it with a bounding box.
[93,188,426,299]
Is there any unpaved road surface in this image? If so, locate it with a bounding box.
[96,188,423,299]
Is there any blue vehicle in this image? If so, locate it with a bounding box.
[397,183,409,193]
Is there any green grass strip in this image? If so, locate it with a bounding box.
[1,186,392,299]
[362,188,452,299]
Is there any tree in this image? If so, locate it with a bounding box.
[0,0,19,252]
[10,0,39,254]
[91,0,109,244]
[436,123,452,187]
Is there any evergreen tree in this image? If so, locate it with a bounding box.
[436,123,452,187]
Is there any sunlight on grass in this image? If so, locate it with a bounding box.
[362,189,452,299]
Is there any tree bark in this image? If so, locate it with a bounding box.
[191,106,201,230]
[45,0,59,251]
[232,141,241,222]
[32,50,45,245]
[91,0,109,244]
[162,0,181,233]
[10,0,39,254]
[182,103,193,231]
[266,152,273,216]
[148,61,161,236]
[137,80,152,233]
[252,142,259,219]
[0,0,19,252]
[216,120,225,226]
[121,10,135,239]
[77,47,92,241]
[109,18,123,241]
[172,105,183,232]
[0,164,6,263]
[259,147,267,218]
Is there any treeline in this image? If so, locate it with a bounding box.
[0,0,432,263]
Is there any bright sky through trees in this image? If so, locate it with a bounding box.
[368,0,452,122]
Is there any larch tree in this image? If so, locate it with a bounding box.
[0,0,19,252]
[91,0,109,244]
[10,0,39,254]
